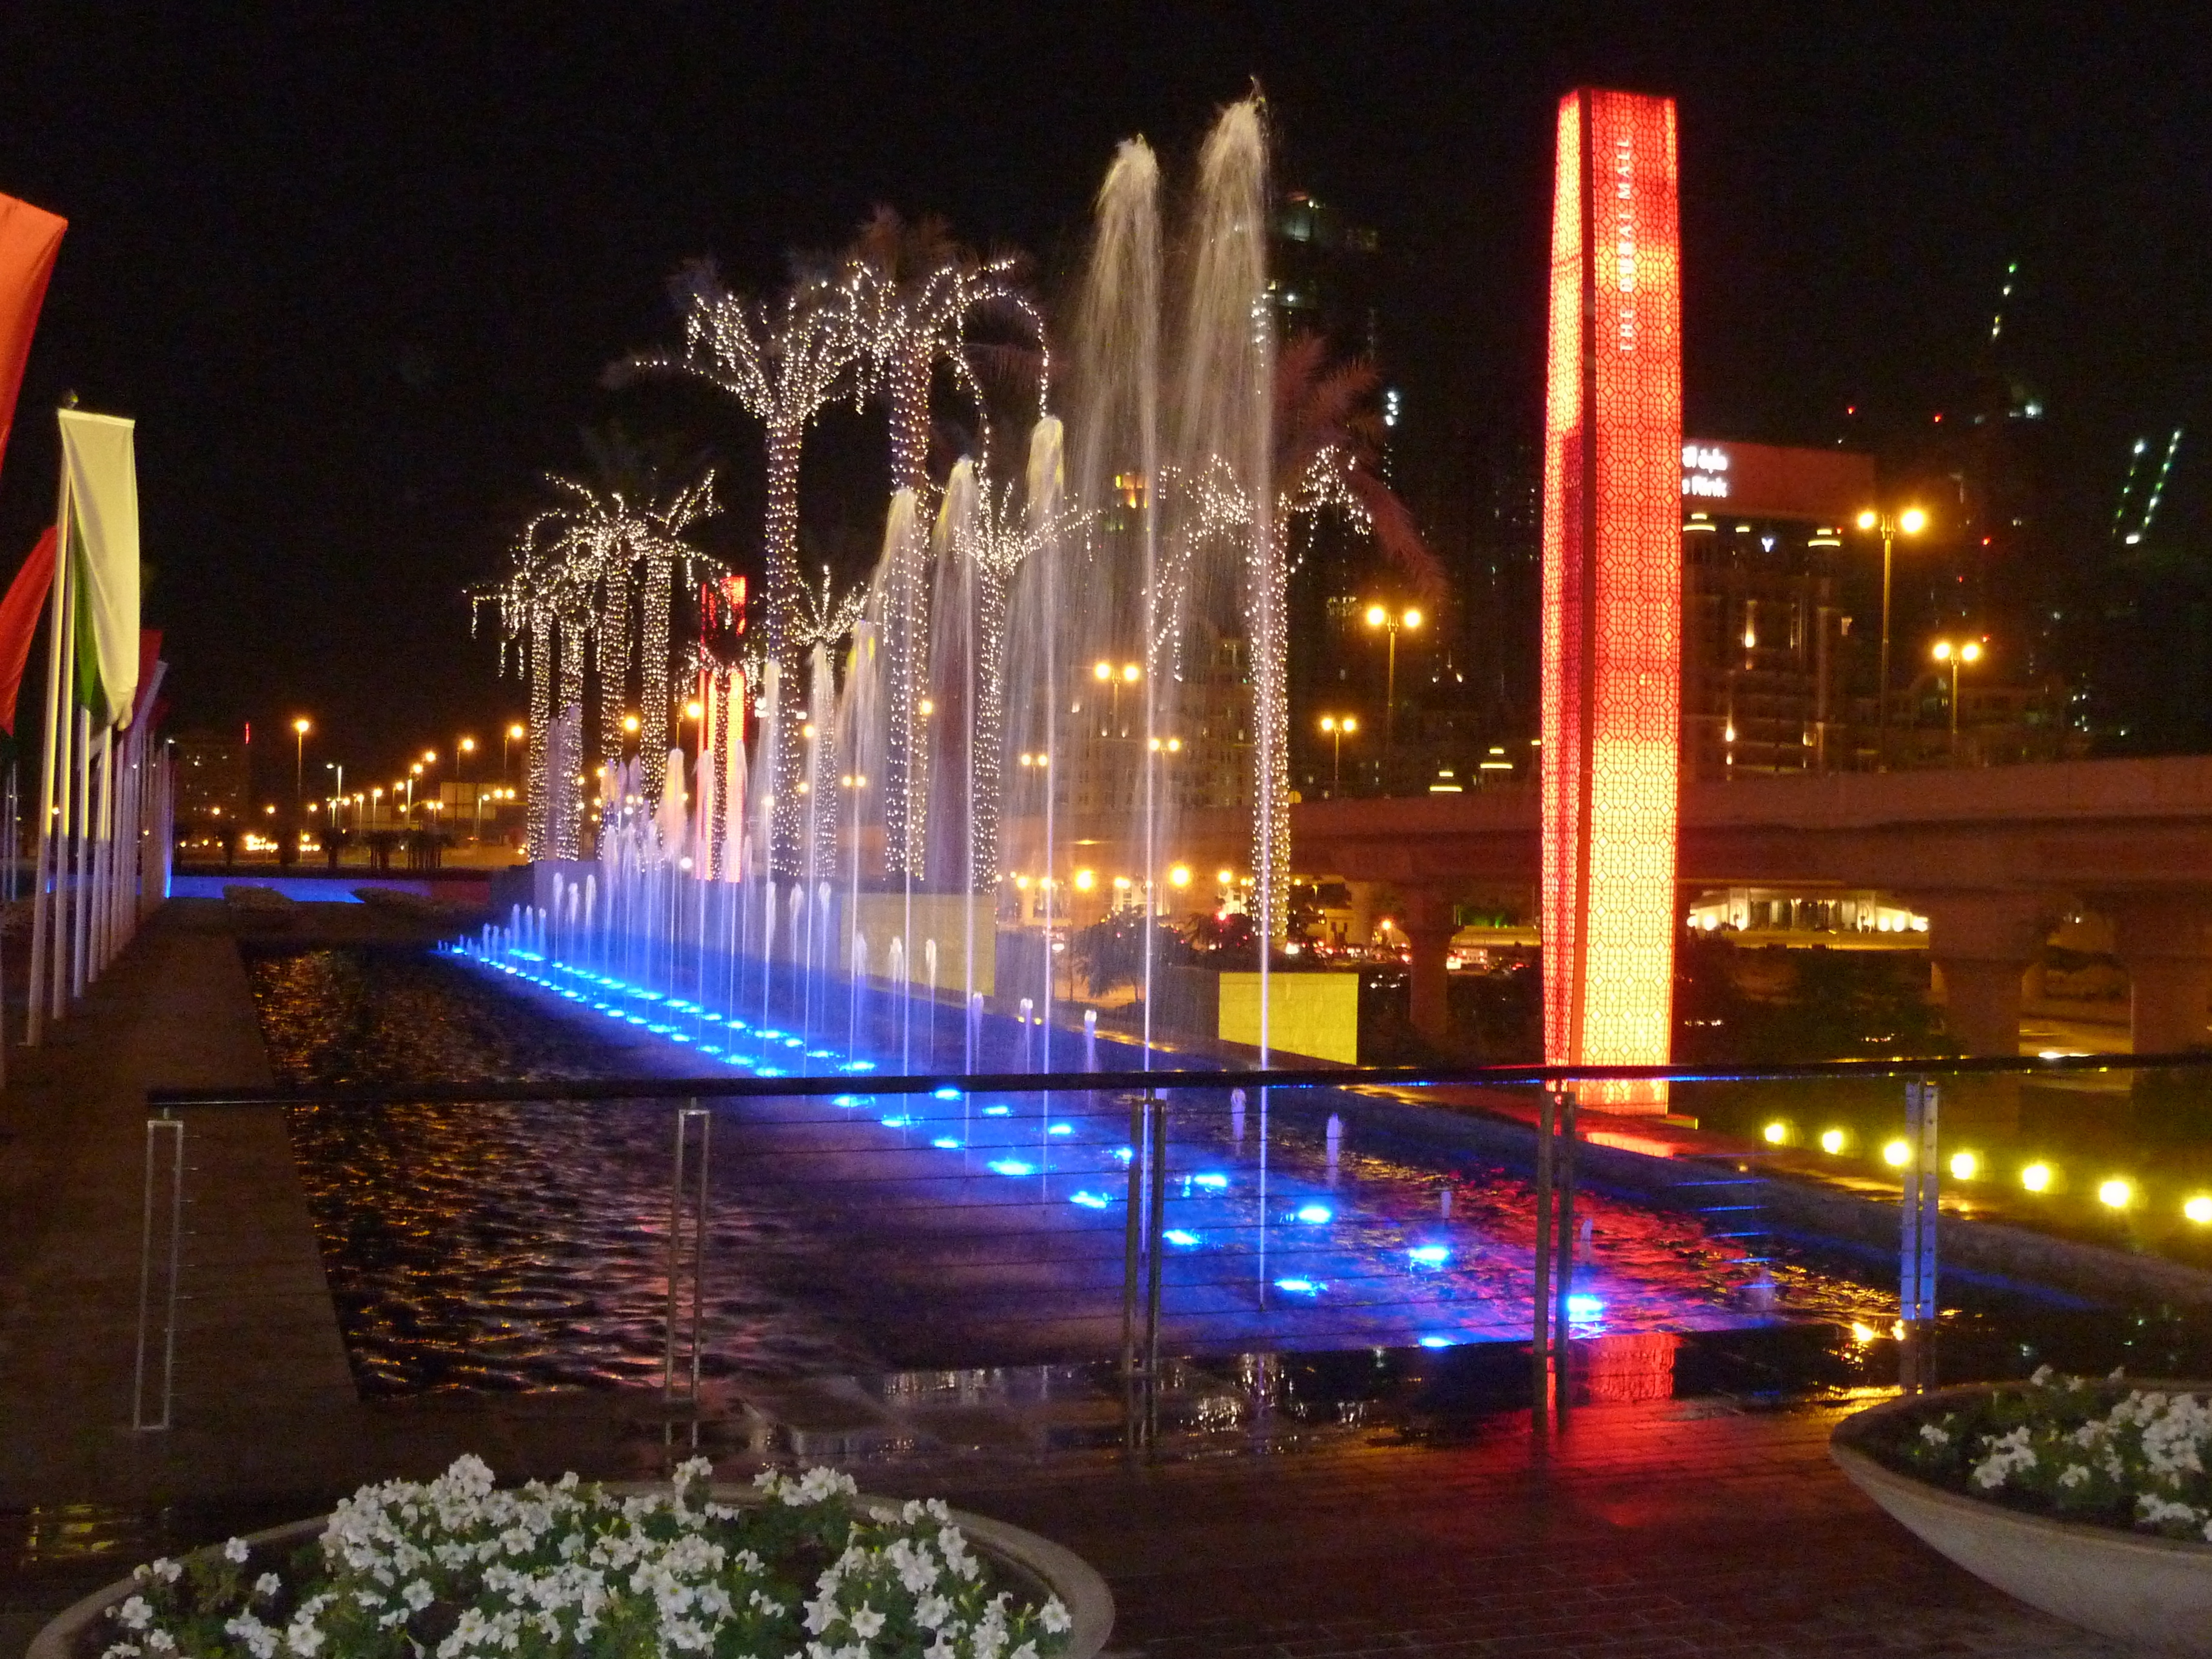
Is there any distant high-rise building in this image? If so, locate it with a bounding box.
[1678,440,1875,778]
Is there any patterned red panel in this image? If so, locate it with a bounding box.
[1540,89,1682,1106]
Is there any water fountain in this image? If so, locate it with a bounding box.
[443,96,1820,1373]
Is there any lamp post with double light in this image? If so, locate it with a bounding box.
[1363,603,1422,785]
[1091,660,1141,737]
[1855,506,1927,768]
[1931,637,1983,762]
[1318,714,1358,796]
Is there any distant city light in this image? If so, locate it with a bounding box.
[2022,1163,2053,1193]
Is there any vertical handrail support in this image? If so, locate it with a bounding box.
[132,1110,185,1432]
[663,1101,711,1410]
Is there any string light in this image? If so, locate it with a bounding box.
[951,463,1084,891]
[849,213,1044,876]
[473,472,719,859]
[628,263,864,873]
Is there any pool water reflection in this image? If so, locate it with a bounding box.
[252,946,1902,1396]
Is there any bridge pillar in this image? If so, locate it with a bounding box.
[1920,891,2051,1057]
[1401,890,1458,1044]
[2102,893,2212,1055]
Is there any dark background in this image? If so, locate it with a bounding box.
[1,5,2204,783]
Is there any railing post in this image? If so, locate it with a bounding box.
[1532,1088,1555,1428]
[1120,1090,1144,1386]
[132,1112,184,1432]
[1143,1092,1167,1443]
[663,1101,710,1406]
[1553,1090,1578,1426]
[1900,1078,1940,1392]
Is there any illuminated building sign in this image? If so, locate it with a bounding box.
[1540,87,1681,1108]
[1681,444,1729,498]
[1680,440,1874,521]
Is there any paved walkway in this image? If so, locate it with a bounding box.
[0,905,2151,1657]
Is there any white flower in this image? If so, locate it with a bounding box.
[254,1572,282,1600]
[113,1597,153,1631]
[1919,1423,1949,1447]
[226,1612,280,1659]
[150,1560,181,1586]
[223,1537,252,1564]
[1039,1598,1072,1634]
[850,1604,886,1640]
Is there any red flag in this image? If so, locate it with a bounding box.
[0,526,56,736]
[0,193,67,478]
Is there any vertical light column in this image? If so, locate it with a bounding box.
[1540,88,1682,1105]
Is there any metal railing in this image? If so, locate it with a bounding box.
[135,1050,2212,1441]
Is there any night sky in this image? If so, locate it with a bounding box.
[1,5,2204,782]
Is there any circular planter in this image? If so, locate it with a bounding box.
[28,1486,1112,1659]
[1832,1384,2212,1654]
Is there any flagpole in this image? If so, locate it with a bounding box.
[94,726,116,971]
[70,703,90,1001]
[25,467,71,1045]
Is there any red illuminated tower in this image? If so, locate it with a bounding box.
[1539,89,1682,1102]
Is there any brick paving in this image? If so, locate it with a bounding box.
[903,1399,2137,1658]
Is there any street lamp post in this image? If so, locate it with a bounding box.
[1092,660,1141,737]
[1362,603,1423,784]
[457,736,477,842]
[1318,714,1358,796]
[1855,506,1928,769]
[1931,637,1983,762]
[291,717,311,811]
[503,722,525,785]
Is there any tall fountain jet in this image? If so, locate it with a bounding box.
[569,96,1284,1079]
[1538,88,1683,1108]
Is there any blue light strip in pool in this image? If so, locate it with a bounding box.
[449,940,1754,1351]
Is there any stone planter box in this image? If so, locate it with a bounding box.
[28,1486,1113,1659]
[1832,1384,2212,1654]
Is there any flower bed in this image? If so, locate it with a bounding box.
[77,1458,1081,1659]
[1857,1367,2212,1541]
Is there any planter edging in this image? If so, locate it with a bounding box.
[27,1487,1112,1659]
[1832,1382,2212,1654]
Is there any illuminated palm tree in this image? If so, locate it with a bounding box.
[846,208,1044,874]
[1273,330,1440,594]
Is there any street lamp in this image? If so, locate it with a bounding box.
[503,721,525,783]
[1318,714,1359,796]
[457,736,477,840]
[1854,506,1928,768]
[1931,636,1984,760]
[1091,660,1142,736]
[1362,603,1423,777]
[291,717,311,810]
